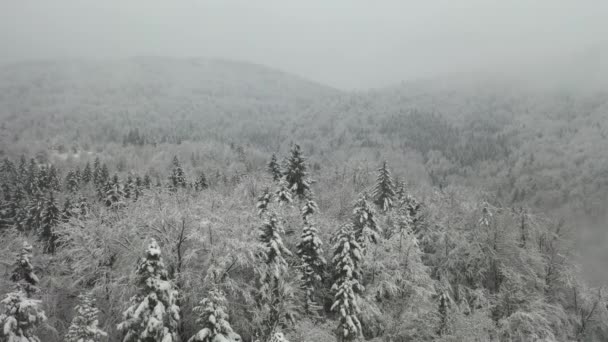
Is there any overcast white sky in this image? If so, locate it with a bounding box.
[0,1,606,89]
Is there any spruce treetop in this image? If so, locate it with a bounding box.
[372,161,395,211]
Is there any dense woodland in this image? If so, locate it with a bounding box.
[0,59,607,341]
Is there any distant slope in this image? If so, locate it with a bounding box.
[0,57,341,150]
[0,57,607,220]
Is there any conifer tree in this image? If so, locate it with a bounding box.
[22,191,45,233]
[296,199,325,314]
[275,178,293,206]
[352,195,381,249]
[134,175,143,199]
[66,170,80,193]
[65,293,107,342]
[117,239,180,342]
[46,164,61,191]
[188,289,240,342]
[62,198,74,221]
[267,154,282,182]
[169,156,187,190]
[93,157,101,185]
[124,174,135,200]
[25,158,39,195]
[0,242,47,341]
[105,175,125,208]
[82,162,92,185]
[331,224,363,342]
[256,188,272,217]
[194,172,208,191]
[257,212,296,338]
[143,174,152,189]
[99,164,110,186]
[74,167,82,185]
[283,144,312,200]
[17,155,27,183]
[372,161,395,211]
[40,192,60,253]
[76,196,90,218]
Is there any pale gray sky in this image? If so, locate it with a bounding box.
[0,0,606,89]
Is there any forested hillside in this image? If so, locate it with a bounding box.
[0,59,607,341]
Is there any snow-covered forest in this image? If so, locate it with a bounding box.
[0,57,607,342]
[1,1,608,340]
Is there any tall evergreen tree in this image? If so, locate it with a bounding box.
[169,156,187,190]
[40,192,60,253]
[257,212,296,338]
[17,155,27,183]
[372,161,395,211]
[188,289,240,342]
[352,195,381,249]
[275,178,293,206]
[25,158,39,195]
[82,162,92,185]
[296,199,325,314]
[22,191,45,233]
[331,225,364,342]
[46,164,61,191]
[117,239,180,342]
[65,293,107,342]
[143,174,152,189]
[124,174,135,200]
[93,157,101,185]
[66,169,80,193]
[0,242,47,341]
[134,175,143,200]
[256,188,272,217]
[99,164,110,187]
[194,172,208,191]
[105,175,124,208]
[283,144,312,200]
[267,154,282,182]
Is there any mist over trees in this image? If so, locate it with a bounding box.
[0,58,607,342]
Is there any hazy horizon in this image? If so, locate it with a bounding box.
[1,1,607,90]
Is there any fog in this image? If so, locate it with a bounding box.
[1,0,607,89]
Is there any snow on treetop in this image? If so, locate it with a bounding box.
[147,239,162,258]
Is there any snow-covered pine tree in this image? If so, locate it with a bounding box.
[194,172,208,191]
[275,178,293,206]
[352,195,381,250]
[99,164,110,186]
[23,191,45,233]
[105,175,125,209]
[267,154,282,182]
[65,293,107,342]
[25,158,39,195]
[330,224,364,342]
[188,289,240,342]
[46,164,61,192]
[296,199,325,314]
[257,211,296,338]
[117,239,180,342]
[66,169,80,193]
[257,188,272,217]
[10,241,40,296]
[372,161,395,211]
[0,241,47,341]
[124,174,135,200]
[143,174,152,189]
[93,157,101,185]
[82,162,92,185]
[40,191,60,253]
[74,167,82,184]
[283,144,312,200]
[169,156,187,190]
